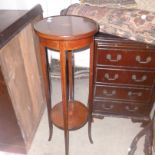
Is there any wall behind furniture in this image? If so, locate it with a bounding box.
[0,0,78,17]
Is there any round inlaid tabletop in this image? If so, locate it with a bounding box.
[34,15,98,41]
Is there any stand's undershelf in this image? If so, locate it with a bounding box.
[51,101,88,130]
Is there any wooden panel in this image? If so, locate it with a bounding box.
[0,5,44,153]
[0,67,26,153]
[18,23,46,146]
[0,68,5,95]
[0,21,45,149]
[0,35,34,147]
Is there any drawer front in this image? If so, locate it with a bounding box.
[93,100,150,117]
[95,85,152,103]
[96,49,155,69]
[96,68,155,86]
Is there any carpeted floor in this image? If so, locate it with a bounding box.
[1,78,154,155]
[27,78,153,155]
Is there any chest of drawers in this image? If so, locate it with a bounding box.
[92,33,155,125]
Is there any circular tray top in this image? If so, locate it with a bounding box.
[51,100,88,130]
[34,15,98,41]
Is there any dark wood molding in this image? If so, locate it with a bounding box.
[0,4,43,49]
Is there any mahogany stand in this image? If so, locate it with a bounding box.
[34,15,98,155]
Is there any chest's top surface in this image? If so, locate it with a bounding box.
[34,15,98,41]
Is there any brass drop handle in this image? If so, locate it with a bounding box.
[125,105,138,112]
[128,91,142,97]
[106,54,122,62]
[136,55,152,64]
[132,75,147,82]
[104,73,119,81]
[102,104,114,110]
[103,89,116,96]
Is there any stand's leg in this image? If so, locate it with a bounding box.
[88,39,95,144]
[144,123,153,155]
[128,121,153,155]
[48,52,53,141]
[60,46,69,155]
[39,45,53,141]
[67,51,74,101]
[48,78,53,141]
